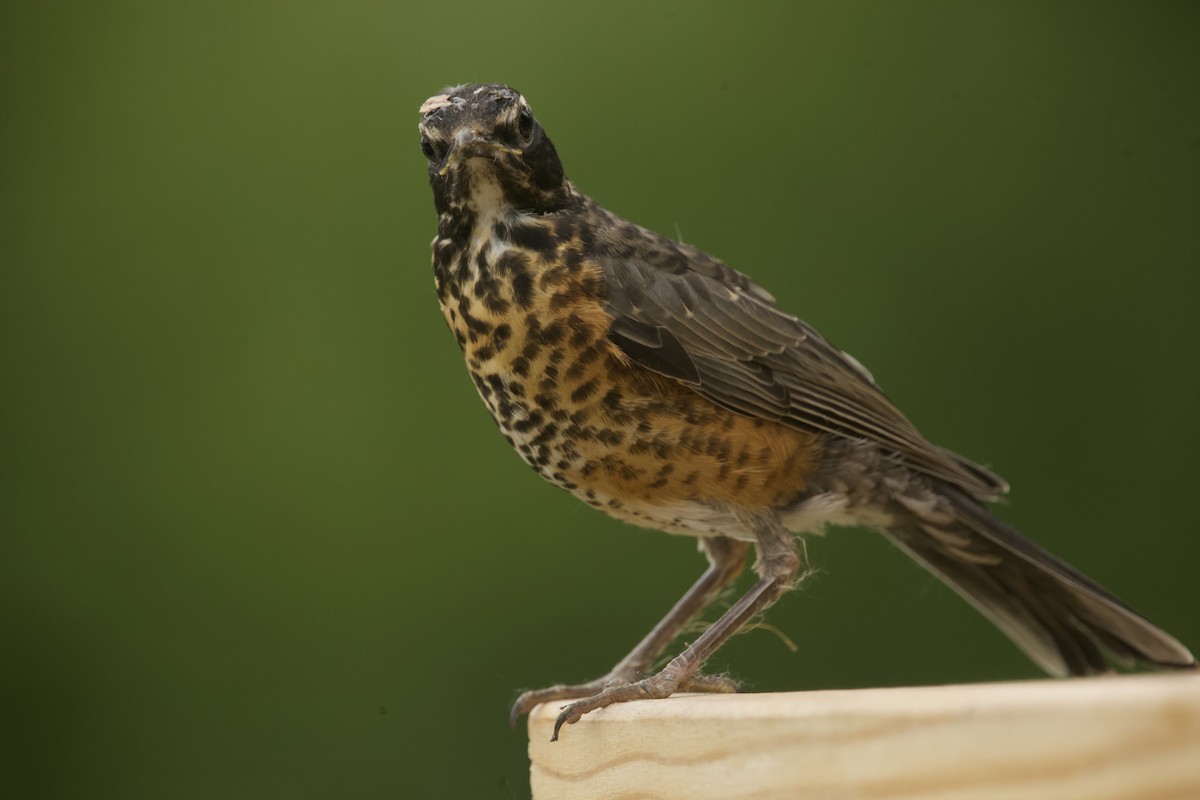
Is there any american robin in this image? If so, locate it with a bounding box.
[417,83,1195,741]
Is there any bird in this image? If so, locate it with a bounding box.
[416,82,1195,741]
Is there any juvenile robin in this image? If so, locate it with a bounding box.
[417,83,1195,741]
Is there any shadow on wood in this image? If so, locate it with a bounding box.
[528,673,1200,799]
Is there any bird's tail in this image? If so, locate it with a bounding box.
[881,482,1195,676]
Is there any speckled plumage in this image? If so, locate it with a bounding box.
[418,83,1194,739]
[432,191,822,537]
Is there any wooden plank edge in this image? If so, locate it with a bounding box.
[528,672,1200,800]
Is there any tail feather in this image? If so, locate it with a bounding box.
[883,482,1195,677]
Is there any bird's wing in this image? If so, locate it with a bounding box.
[597,238,1007,500]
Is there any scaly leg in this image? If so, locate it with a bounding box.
[509,536,751,726]
[550,511,800,740]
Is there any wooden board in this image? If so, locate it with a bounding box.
[528,673,1200,799]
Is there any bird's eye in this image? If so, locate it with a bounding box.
[517,108,534,142]
[420,135,437,161]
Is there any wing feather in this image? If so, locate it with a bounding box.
[597,234,1007,500]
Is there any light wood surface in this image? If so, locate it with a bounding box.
[528,672,1200,799]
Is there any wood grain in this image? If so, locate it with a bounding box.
[528,673,1200,799]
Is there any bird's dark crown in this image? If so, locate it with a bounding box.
[418,83,572,216]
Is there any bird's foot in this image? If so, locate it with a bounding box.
[509,675,626,728]
[511,669,739,741]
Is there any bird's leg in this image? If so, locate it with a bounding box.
[509,536,750,726]
[550,511,800,741]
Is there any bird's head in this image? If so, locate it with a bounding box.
[418,83,571,217]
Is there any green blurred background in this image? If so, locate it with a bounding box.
[3,2,1198,797]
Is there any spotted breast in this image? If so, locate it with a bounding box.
[432,202,823,538]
